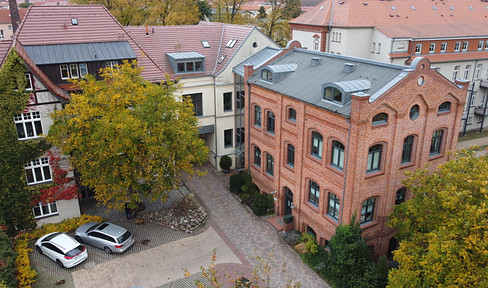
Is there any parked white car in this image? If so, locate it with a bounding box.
[35,232,87,268]
[75,222,134,254]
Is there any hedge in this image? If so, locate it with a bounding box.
[0,230,16,288]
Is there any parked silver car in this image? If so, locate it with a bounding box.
[35,232,88,268]
[75,222,134,254]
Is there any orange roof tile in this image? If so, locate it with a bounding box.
[410,51,488,64]
[291,0,488,38]
[125,22,255,77]
[0,39,11,64]
[16,5,167,82]
[0,8,27,24]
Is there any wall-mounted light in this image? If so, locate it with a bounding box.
[270,190,277,194]
[273,197,278,201]
[291,205,295,209]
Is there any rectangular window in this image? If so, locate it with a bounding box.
[267,111,275,134]
[69,64,79,79]
[331,140,345,170]
[415,43,422,54]
[430,130,444,155]
[401,136,414,164]
[467,116,473,125]
[440,42,447,53]
[224,129,233,147]
[106,61,118,69]
[479,40,484,51]
[79,63,88,77]
[195,61,203,72]
[14,111,43,139]
[367,144,382,172]
[311,132,323,159]
[254,106,262,126]
[475,65,482,79]
[184,93,203,116]
[223,92,232,112]
[288,108,296,122]
[33,202,58,218]
[455,41,461,52]
[0,30,4,40]
[177,62,185,73]
[395,188,406,205]
[464,66,471,79]
[327,193,340,220]
[309,180,320,206]
[429,43,436,53]
[25,157,51,185]
[266,154,274,176]
[60,64,69,79]
[25,73,33,90]
[360,198,375,224]
[471,93,477,106]
[462,41,469,51]
[254,147,261,167]
[287,144,295,167]
[236,91,245,110]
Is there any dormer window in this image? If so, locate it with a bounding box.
[167,52,205,74]
[323,87,342,104]
[261,69,273,82]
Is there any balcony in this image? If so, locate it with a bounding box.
[480,80,488,89]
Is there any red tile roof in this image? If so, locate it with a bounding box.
[291,0,488,38]
[0,39,11,64]
[125,22,255,77]
[0,8,27,24]
[409,51,488,64]
[16,5,167,82]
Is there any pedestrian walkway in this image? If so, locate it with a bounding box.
[184,163,330,288]
[457,135,488,149]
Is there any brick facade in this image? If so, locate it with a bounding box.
[244,52,468,258]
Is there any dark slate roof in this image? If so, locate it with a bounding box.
[248,48,409,116]
[233,46,281,77]
[23,41,136,65]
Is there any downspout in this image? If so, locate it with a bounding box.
[213,26,226,167]
[339,116,352,225]
[246,83,252,170]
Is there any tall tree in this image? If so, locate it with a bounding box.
[213,0,246,24]
[48,61,209,210]
[388,150,488,288]
[0,52,47,235]
[146,0,200,25]
[195,0,213,21]
[258,0,291,46]
[69,0,148,25]
[282,0,301,20]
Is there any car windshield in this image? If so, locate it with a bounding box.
[86,223,101,233]
[66,245,84,257]
[117,231,132,244]
[43,232,61,241]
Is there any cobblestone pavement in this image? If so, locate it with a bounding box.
[184,163,331,288]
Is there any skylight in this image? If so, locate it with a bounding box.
[450,6,454,10]
[71,18,78,25]
[226,39,238,48]
[469,6,474,10]
[432,6,437,10]
[201,40,210,48]
[391,6,396,11]
[411,6,415,10]
[218,55,227,64]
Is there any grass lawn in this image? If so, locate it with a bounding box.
[458,129,488,142]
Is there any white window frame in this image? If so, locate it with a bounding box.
[24,157,52,185]
[453,66,460,81]
[440,42,447,53]
[69,64,79,79]
[60,64,70,80]
[79,63,88,77]
[0,30,4,40]
[429,43,436,53]
[25,73,33,91]
[14,111,43,139]
[479,40,484,51]
[415,43,422,54]
[105,61,119,69]
[33,202,58,219]
[462,41,469,51]
[475,64,482,79]
[454,41,461,52]
[464,65,471,79]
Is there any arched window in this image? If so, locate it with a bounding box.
[372,113,388,125]
[254,105,261,126]
[266,154,274,176]
[438,101,451,113]
[401,135,415,164]
[331,140,345,170]
[327,192,340,220]
[267,111,275,134]
[287,144,295,167]
[261,69,272,81]
[395,188,406,205]
[311,131,323,159]
[360,197,376,224]
[323,87,342,104]
[409,105,420,120]
[464,65,471,79]
[430,129,444,155]
[452,65,460,81]
[288,107,297,122]
[254,146,261,167]
[367,144,383,172]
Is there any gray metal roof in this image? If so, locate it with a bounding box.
[233,46,281,77]
[198,124,214,135]
[267,63,297,73]
[248,48,409,117]
[24,41,136,65]
[166,51,205,60]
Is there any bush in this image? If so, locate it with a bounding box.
[230,171,253,194]
[301,245,329,278]
[252,193,274,216]
[219,155,232,171]
[14,214,104,288]
[0,230,16,288]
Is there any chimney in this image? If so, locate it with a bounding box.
[9,0,20,33]
[145,25,149,36]
[311,57,320,67]
[343,63,356,73]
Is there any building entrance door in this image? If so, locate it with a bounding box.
[284,188,293,215]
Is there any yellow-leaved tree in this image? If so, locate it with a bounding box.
[387,150,488,287]
[48,61,209,210]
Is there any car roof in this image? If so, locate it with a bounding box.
[49,233,79,252]
[96,222,127,238]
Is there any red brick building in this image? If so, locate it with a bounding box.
[243,44,468,257]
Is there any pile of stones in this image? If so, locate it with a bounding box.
[142,193,208,234]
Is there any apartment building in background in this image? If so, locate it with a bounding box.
[290,0,488,133]
[244,42,468,258]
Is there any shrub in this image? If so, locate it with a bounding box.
[300,234,318,254]
[14,214,103,288]
[252,193,274,216]
[230,171,253,194]
[0,230,16,288]
[301,245,329,278]
[219,155,232,171]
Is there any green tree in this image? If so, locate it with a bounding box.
[257,6,267,19]
[282,0,301,20]
[387,150,488,288]
[195,0,213,21]
[48,61,209,210]
[69,0,147,25]
[257,0,291,46]
[18,2,33,8]
[213,0,246,24]
[0,51,47,235]
[326,217,387,288]
[146,0,200,25]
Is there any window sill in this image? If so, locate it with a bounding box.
[224,145,234,149]
[251,164,261,172]
[224,110,233,113]
[365,170,385,179]
[324,214,339,225]
[286,119,297,126]
[399,162,415,170]
[265,172,274,180]
[328,165,344,176]
[266,131,275,137]
[305,201,319,212]
[284,164,295,172]
[34,213,59,220]
[27,180,53,186]
[372,122,388,129]
[307,154,323,164]
[428,153,444,161]
[253,124,262,130]
[437,110,450,115]
[360,221,378,229]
